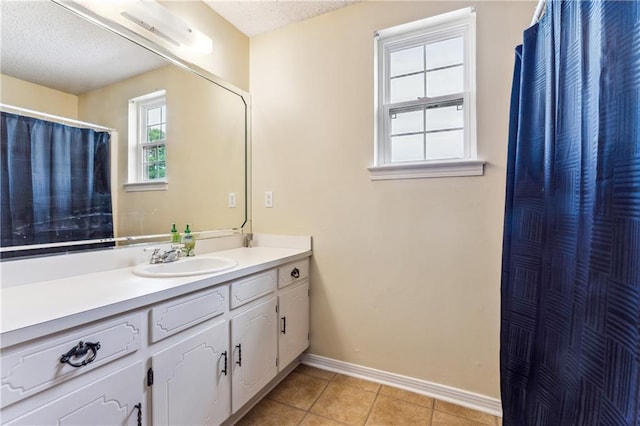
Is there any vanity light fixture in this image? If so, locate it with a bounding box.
[119,0,213,53]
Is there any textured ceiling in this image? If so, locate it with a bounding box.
[0,0,166,96]
[204,0,359,37]
[1,1,358,96]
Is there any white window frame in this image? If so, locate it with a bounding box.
[124,90,168,192]
[369,7,485,180]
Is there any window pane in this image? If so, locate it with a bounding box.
[390,73,424,103]
[157,161,166,179]
[147,125,165,143]
[426,65,463,97]
[158,145,166,161]
[426,37,463,70]
[391,134,424,162]
[425,104,463,131]
[144,146,157,162]
[425,129,464,160]
[390,46,424,77]
[147,107,162,125]
[146,163,157,180]
[391,109,423,135]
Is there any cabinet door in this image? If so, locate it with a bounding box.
[151,320,230,426]
[231,297,278,413]
[278,281,310,369]
[6,362,142,425]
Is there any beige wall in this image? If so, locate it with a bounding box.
[250,1,533,398]
[0,74,78,118]
[79,65,246,238]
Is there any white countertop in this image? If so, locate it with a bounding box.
[1,245,311,348]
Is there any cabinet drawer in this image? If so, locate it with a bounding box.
[230,269,277,309]
[1,313,142,408]
[5,362,142,425]
[278,259,309,288]
[150,285,228,343]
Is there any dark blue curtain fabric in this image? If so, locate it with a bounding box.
[1,112,113,255]
[501,0,640,424]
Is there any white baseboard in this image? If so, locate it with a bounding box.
[301,354,502,417]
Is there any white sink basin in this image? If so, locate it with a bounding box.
[132,256,238,278]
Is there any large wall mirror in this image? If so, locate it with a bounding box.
[0,0,248,259]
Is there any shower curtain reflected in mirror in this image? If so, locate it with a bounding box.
[501,0,640,424]
[1,112,114,258]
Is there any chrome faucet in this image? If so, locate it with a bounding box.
[148,244,184,264]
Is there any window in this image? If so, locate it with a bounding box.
[370,7,484,180]
[125,90,168,191]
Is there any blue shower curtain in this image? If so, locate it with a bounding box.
[1,112,113,256]
[501,0,640,424]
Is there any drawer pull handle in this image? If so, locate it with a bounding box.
[235,344,242,367]
[60,341,101,368]
[281,316,287,334]
[291,268,300,279]
[135,403,142,426]
[221,351,228,376]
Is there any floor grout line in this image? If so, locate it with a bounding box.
[362,383,383,425]
[429,403,435,425]
[268,368,336,425]
[241,366,498,426]
[305,375,331,419]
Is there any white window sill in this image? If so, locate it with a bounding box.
[123,180,168,192]
[368,160,486,180]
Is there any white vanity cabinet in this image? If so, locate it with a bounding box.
[149,285,227,343]
[230,298,278,412]
[277,259,310,370]
[1,247,311,426]
[1,314,144,425]
[278,281,310,369]
[5,362,143,426]
[229,270,279,413]
[150,319,230,425]
[278,259,309,289]
[147,284,231,425]
[227,259,310,413]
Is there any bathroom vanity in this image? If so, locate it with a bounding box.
[0,236,311,425]
[0,1,294,423]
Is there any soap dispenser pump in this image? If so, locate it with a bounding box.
[171,224,181,243]
[182,224,196,256]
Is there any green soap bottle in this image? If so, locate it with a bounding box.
[171,224,181,243]
[182,224,196,256]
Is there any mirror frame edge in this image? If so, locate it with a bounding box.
[54,0,254,241]
[1,0,252,259]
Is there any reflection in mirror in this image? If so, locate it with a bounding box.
[0,0,248,259]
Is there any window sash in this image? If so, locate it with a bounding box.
[385,97,466,163]
[382,78,470,164]
[142,143,166,181]
[137,97,166,181]
[375,9,476,167]
[389,98,464,136]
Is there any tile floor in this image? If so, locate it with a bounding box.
[236,364,502,426]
